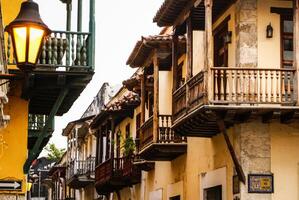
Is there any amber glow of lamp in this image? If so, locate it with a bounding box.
[5,0,51,71]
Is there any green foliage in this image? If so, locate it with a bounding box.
[123,136,136,157]
[120,134,136,157]
[44,143,65,162]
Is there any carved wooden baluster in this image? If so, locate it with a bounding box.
[76,34,81,66]
[243,70,247,102]
[214,70,218,101]
[231,69,235,102]
[66,33,70,67]
[47,36,52,65]
[7,33,11,64]
[265,70,269,103]
[236,70,241,102]
[41,38,46,64]
[254,70,258,102]
[258,70,263,102]
[287,71,291,102]
[82,34,87,66]
[270,70,274,103]
[71,33,75,65]
[159,116,163,143]
[248,70,252,102]
[53,32,58,65]
[59,33,64,65]
[225,69,229,101]
[281,71,285,102]
[276,70,280,103]
[164,116,168,142]
[220,70,225,101]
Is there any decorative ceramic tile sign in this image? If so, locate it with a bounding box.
[248,174,274,193]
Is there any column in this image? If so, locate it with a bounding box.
[153,50,159,143]
[204,0,213,103]
[294,0,299,104]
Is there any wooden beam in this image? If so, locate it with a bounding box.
[105,123,109,160]
[110,117,115,159]
[173,0,198,27]
[23,86,69,173]
[294,0,299,105]
[96,129,101,165]
[141,72,146,124]
[204,0,213,103]
[172,35,178,91]
[153,49,159,143]
[216,119,246,184]
[186,17,193,80]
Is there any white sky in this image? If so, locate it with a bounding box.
[35,0,164,154]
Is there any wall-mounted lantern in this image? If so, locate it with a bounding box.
[224,31,232,44]
[5,0,51,72]
[266,23,273,38]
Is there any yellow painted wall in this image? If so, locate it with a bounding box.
[271,122,299,200]
[193,31,205,75]
[159,71,172,115]
[0,81,28,194]
[257,0,292,70]
[0,0,28,194]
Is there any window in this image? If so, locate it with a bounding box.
[204,185,222,200]
[148,92,154,117]
[176,62,184,89]
[125,123,130,139]
[170,195,180,200]
[281,15,293,69]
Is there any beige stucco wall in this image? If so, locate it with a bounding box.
[257,0,292,70]
[271,122,299,200]
[159,71,173,115]
[193,31,205,75]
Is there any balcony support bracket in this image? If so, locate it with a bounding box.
[23,86,69,173]
[216,116,246,184]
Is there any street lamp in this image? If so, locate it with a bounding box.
[5,0,51,71]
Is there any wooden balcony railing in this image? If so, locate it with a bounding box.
[173,72,205,121]
[211,67,296,104]
[95,156,138,186]
[140,115,186,150]
[28,114,54,132]
[6,31,92,71]
[67,156,96,180]
[172,68,296,122]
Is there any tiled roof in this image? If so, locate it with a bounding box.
[105,91,140,112]
[153,0,192,27]
[126,35,185,68]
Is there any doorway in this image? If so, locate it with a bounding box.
[170,195,180,200]
[214,18,229,101]
[204,185,222,200]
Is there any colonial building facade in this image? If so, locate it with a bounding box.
[90,0,299,200]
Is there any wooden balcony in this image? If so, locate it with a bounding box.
[8,31,95,172]
[139,115,187,161]
[172,68,298,137]
[95,157,141,195]
[66,156,95,189]
[6,30,94,116]
[28,114,54,153]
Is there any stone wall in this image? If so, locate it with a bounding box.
[0,194,25,200]
[235,0,258,68]
[235,121,271,200]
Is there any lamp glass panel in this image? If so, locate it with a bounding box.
[28,27,44,64]
[13,27,27,63]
